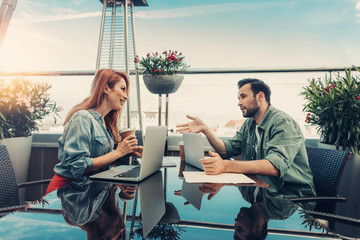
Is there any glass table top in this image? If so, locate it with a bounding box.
[0,157,359,239]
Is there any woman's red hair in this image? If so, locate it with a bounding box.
[64,69,130,143]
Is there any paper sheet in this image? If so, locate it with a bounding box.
[183,171,255,184]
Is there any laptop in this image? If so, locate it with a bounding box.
[136,156,177,168]
[136,171,166,238]
[134,129,176,168]
[90,126,167,182]
[183,132,205,170]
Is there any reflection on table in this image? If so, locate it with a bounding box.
[0,156,359,239]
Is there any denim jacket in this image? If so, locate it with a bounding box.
[54,109,114,186]
[57,181,113,226]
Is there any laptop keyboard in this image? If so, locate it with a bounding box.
[114,166,141,178]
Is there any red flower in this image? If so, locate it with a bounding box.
[167,55,177,61]
[357,96,360,100]
[137,49,188,75]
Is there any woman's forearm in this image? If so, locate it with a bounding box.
[85,150,123,173]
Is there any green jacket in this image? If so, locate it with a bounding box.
[224,105,316,198]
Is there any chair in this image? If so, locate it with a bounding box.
[0,145,51,216]
[303,209,360,227]
[290,146,360,229]
[290,146,351,207]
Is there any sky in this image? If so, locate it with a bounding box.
[1,0,360,72]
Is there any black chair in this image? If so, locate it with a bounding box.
[303,209,360,227]
[291,146,360,228]
[0,145,51,216]
[290,146,351,206]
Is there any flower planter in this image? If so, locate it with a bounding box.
[302,68,360,155]
[143,75,184,95]
[0,136,33,184]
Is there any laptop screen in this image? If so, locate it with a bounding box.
[183,132,205,170]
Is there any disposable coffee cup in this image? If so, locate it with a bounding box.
[179,141,185,162]
[120,128,135,140]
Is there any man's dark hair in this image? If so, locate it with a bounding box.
[233,221,268,240]
[237,78,271,104]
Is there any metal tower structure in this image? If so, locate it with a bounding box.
[96,0,148,131]
[0,0,17,48]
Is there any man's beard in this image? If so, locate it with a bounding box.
[243,105,260,118]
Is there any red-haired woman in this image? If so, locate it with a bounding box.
[46,69,142,194]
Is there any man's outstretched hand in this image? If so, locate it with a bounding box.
[176,115,207,133]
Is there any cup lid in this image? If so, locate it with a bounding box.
[120,128,135,133]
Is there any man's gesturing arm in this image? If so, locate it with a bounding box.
[176,115,227,155]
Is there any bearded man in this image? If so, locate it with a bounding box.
[176,78,316,197]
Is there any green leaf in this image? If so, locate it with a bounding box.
[302,68,360,154]
[0,112,6,121]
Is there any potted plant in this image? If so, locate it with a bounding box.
[134,50,189,94]
[0,78,61,183]
[301,67,360,154]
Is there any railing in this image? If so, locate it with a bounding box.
[0,66,358,76]
[2,66,353,148]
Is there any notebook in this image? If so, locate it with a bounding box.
[90,126,167,182]
[183,132,205,170]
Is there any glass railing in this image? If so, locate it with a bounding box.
[1,66,355,141]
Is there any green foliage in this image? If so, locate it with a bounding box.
[135,222,185,240]
[298,208,327,232]
[0,78,61,139]
[301,67,360,154]
[135,50,190,76]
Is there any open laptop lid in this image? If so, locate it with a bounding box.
[89,126,167,183]
[138,125,167,181]
[183,132,204,170]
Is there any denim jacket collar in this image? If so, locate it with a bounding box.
[87,108,104,122]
